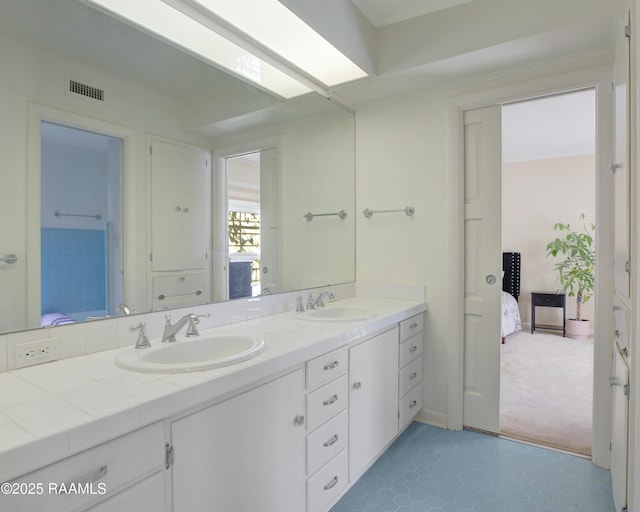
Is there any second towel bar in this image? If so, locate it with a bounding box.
[362,207,415,218]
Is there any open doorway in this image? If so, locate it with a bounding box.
[499,89,596,456]
[40,121,122,325]
[226,152,262,299]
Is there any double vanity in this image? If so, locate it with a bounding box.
[0,296,427,512]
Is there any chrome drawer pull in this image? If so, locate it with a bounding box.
[67,465,108,487]
[323,394,339,406]
[323,361,339,371]
[353,381,362,391]
[410,322,418,329]
[409,400,418,409]
[323,476,339,491]
[409,372,418,380]
[409,345,418,353]
[293,415,305,427]
[323,434,339,447]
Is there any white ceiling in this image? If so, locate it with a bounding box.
[349,0,474,27]
[502,89,596,163]
[3,0,623,128]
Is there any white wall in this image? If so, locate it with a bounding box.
[502,154,596,325]
[355,91,450,425]
[354,64,614,440]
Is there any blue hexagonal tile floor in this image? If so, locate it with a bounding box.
[331,422,614,512]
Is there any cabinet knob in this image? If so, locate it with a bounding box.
[410,372,418,380]
[293,415,305,427]
[409,400,418,409]
[409,345,418,353]
[352,381,362,391]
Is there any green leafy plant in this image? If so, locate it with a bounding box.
[228,211,260,253]
[545,214,595,321]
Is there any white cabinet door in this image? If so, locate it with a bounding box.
[349,328,399,481]
[611,342,629,512]
[172,369,306,512]
[150,139,211,272]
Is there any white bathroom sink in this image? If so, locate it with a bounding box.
[116,333,266,373]
[299,306,377,322]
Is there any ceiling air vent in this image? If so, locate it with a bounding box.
[68,79,104,102]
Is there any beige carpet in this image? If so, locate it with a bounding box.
[500,329,593,456]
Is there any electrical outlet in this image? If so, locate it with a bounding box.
[15,338,60,369]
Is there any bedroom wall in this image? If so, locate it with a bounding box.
[502,154,596,326]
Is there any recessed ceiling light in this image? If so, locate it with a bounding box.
[82,0,313,98]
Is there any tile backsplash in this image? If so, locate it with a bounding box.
[0,283,354,372]
[0,282,428,373]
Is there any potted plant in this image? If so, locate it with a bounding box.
[545,214,595,339]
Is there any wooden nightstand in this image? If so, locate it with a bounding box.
[531,291,566,337]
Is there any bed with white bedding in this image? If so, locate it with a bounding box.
[501,290,522,339]
[501,252,522,342]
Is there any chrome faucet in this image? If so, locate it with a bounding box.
[307,291,335,310]
[162,314,201,342]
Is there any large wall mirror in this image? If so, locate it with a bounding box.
[0,0,355,335]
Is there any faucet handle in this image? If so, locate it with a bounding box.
[295,295,305,313]
[306,292,315,310]
[131,322,151,349]
[186,314,210,337]
[164,314,172,326]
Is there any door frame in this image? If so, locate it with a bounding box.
[26,103,139,326]
[446,65,615,468]
[211,136,281,303]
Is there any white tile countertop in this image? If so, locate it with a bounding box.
[0,297,427,483]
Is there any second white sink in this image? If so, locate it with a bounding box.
[116,333,266,373]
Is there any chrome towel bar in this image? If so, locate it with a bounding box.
[362,206,415,218]
[303,210,347,221]
[55,210,102,220]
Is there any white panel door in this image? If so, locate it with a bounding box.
[150,139,211,272]
[611,342,629,512]
[463,106,502,433]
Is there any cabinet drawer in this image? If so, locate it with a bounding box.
[399,356,423,397]
[7,422,164,512]
[399,314,423,342]
[399,384,423,429]
[87,471,165,512]
[306,375,348,430]
[152,273,207,301]
[306,346,348,390]
[306,449,348,512]
[399,333,423,368]
[306,410,348,476]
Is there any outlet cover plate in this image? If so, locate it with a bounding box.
[15,338,59,369]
